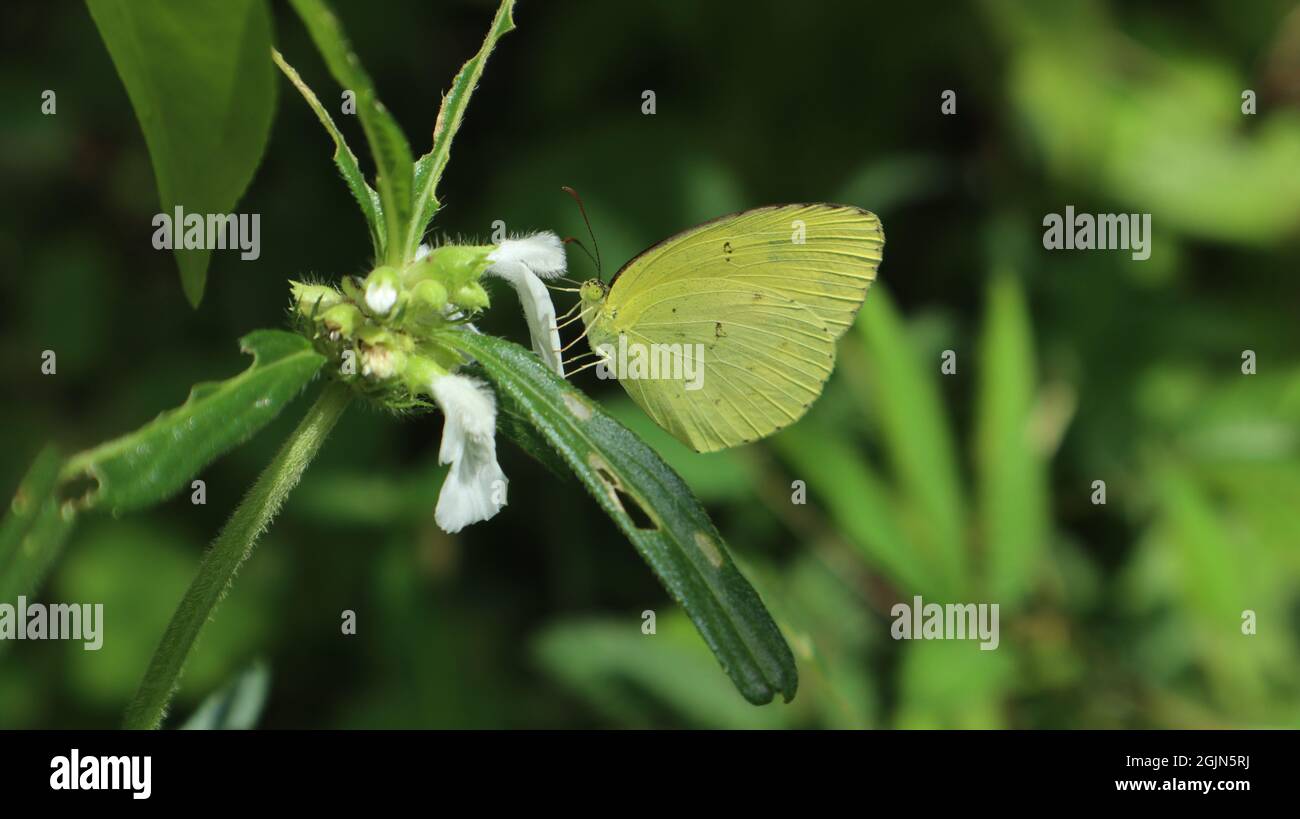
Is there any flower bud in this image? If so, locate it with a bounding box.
[361,343,405,380]
[363,265,401,315]
[410,279,448,311]
[321,303,363,340]
[290,281,342,317]
[406,245,493,290]
[452,282,489,312]
[340,275,366,305]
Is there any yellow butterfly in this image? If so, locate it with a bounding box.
[574,203,884,453]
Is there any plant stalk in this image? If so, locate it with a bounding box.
[123,380,352,729]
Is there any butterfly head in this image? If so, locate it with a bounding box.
[579,278,608,307]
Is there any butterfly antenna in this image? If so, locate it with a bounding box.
[561,236,599,273]
[561,186,602,278]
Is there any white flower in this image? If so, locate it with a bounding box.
[487,231,566,278]
[430,373,507,533]
[360,344,397,380]
[485,232,567,376]
[365,279,398,315]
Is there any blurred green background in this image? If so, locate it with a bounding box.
[2,0,1299,728]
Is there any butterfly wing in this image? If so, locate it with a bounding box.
[597,278,836,453]
[609,203,883,339]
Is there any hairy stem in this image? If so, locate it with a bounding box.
[123,380,352,729]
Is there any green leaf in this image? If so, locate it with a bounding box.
[61,330,326,515]
[272,49,385,259]
[604,397,753,503]
[289,0,414,266]
[406,0,517,260]
[975,272,1049,606]
[858,286,968,597]
[125,382,352,729]
[180,661,271,730]
[0,446,78,611]
[86,0,277,307]
[493,395,576,483]
[447,331,797,705]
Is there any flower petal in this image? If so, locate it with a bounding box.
[486,232,567,376]
[487,231,566,279]
[429,374,508,533]
[435,454,507,534]
[485,263,564,376]
[365,280,397,314]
